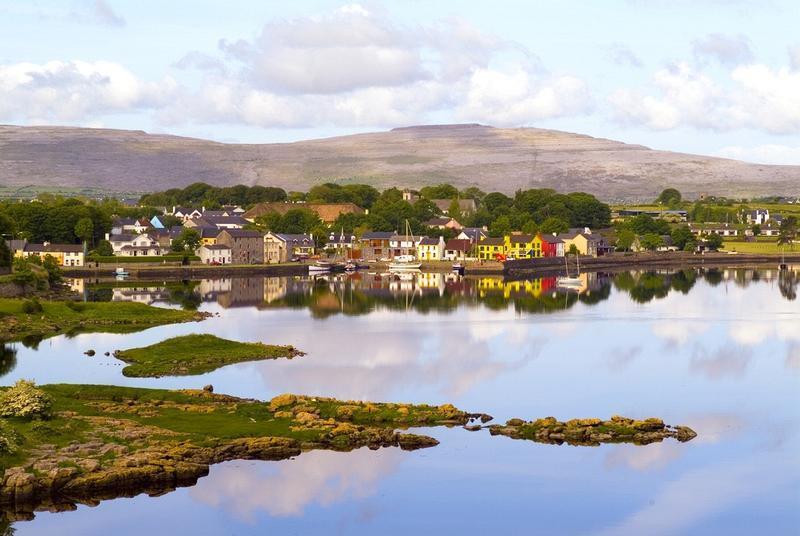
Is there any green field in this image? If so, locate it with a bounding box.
[115,334,302,377]
[720,240,795,254]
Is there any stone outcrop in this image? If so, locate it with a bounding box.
[0,387,472,517]
[488,415,697,446]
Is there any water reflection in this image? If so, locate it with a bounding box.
[0,345,16,378]
[5,266,800,535]
[74,266,800,317]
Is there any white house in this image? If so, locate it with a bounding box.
[107,233,163,256]
[417,236,445,260]
[197,244,232,264]
[443,239,471,261]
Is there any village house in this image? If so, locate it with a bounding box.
[424,217,463,231]
[402,189,420,203]
[477,237,505,260]
[197,244,232,265]
[326,231,357,253]
[264,232,315,264]
[170,207,204,221]
[417,236,445,260]
[111,217,151,236]
[538,233,565,257]
[216,229,264,264]
[745,209,771,225]
[107,233,163,257]
[761,222,781,237]
[556,229,609,257]
[201,215,248,229]
[12,241,85,266]
[243,202,365,224]
[458,227,489,245]
[504,234,536,259]
[359,231,394,260]
[389,233,422,258]
[432,199,477,216]
[689,223,739,237]
[443,239,471,261]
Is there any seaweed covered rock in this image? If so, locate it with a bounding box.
[488,416,697,446]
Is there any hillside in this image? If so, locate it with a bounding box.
[1,123,798,201]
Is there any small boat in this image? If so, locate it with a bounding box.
[557,255,583,289]
[114,267,130,278]
[308,261,332,273]
[452,263,465,275]
[389,254,422,271]
[344,261,357,272]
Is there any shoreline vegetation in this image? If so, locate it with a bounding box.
[0,383,697,518]
[0,299,206,344]
[0,384,474,518]
[114,334,305,377]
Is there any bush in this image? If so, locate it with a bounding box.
[0,380,53,420]
[21,298,43,314]
[0,420,20,454]
[65,300,86,312]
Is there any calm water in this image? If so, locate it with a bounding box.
[2,268,799,535]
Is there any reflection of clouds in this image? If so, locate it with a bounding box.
[605,345,642,372]
[593,452,798,536]
[605,413,744,472]
[690,343,753,380]
[729,322,773,345]
[255,312,541,401]
[652,321,709,346]
[787,343,800,372]
[684,414,744,444]
[190,448,403,520]
[605,442,682,472]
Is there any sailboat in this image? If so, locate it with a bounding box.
[557,254,583,290]
[389,220,422,271]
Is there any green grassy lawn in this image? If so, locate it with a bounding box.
[720,240,794,254]
[0,299,200,343]
[115,334,302,377]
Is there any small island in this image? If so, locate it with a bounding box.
[488,415,697,446]
[0,382,473,516]
[114,334,305,377]
[0,299,205,344]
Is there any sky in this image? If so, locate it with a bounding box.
[0,0,799,164]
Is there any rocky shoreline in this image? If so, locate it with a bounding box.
[487,416,697,446]
[0,386,474,518]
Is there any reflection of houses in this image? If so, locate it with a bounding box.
[217,277,265,308]
[264,277,288,303]
[111,286,169,304]
[264,233,315,263]
[197,278,232,301]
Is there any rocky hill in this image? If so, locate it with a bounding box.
[1,123,797,201]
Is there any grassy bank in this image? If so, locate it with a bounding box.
[720,240,795,254]
[115,334,304,377]
[0,299,204,343]
[0,384,471,513]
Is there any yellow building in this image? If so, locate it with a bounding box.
[503,234,541,259]
[477,237,505,260]
[14,242,85,267]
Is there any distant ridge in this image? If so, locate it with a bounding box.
[0,123,797,201]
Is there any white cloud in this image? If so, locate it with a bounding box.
[0,60,175,122]
[610,62,800,134]
[717,144,800,165]
[458,69,592,125]
[69,0,125,27]
[692,33,753,65]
